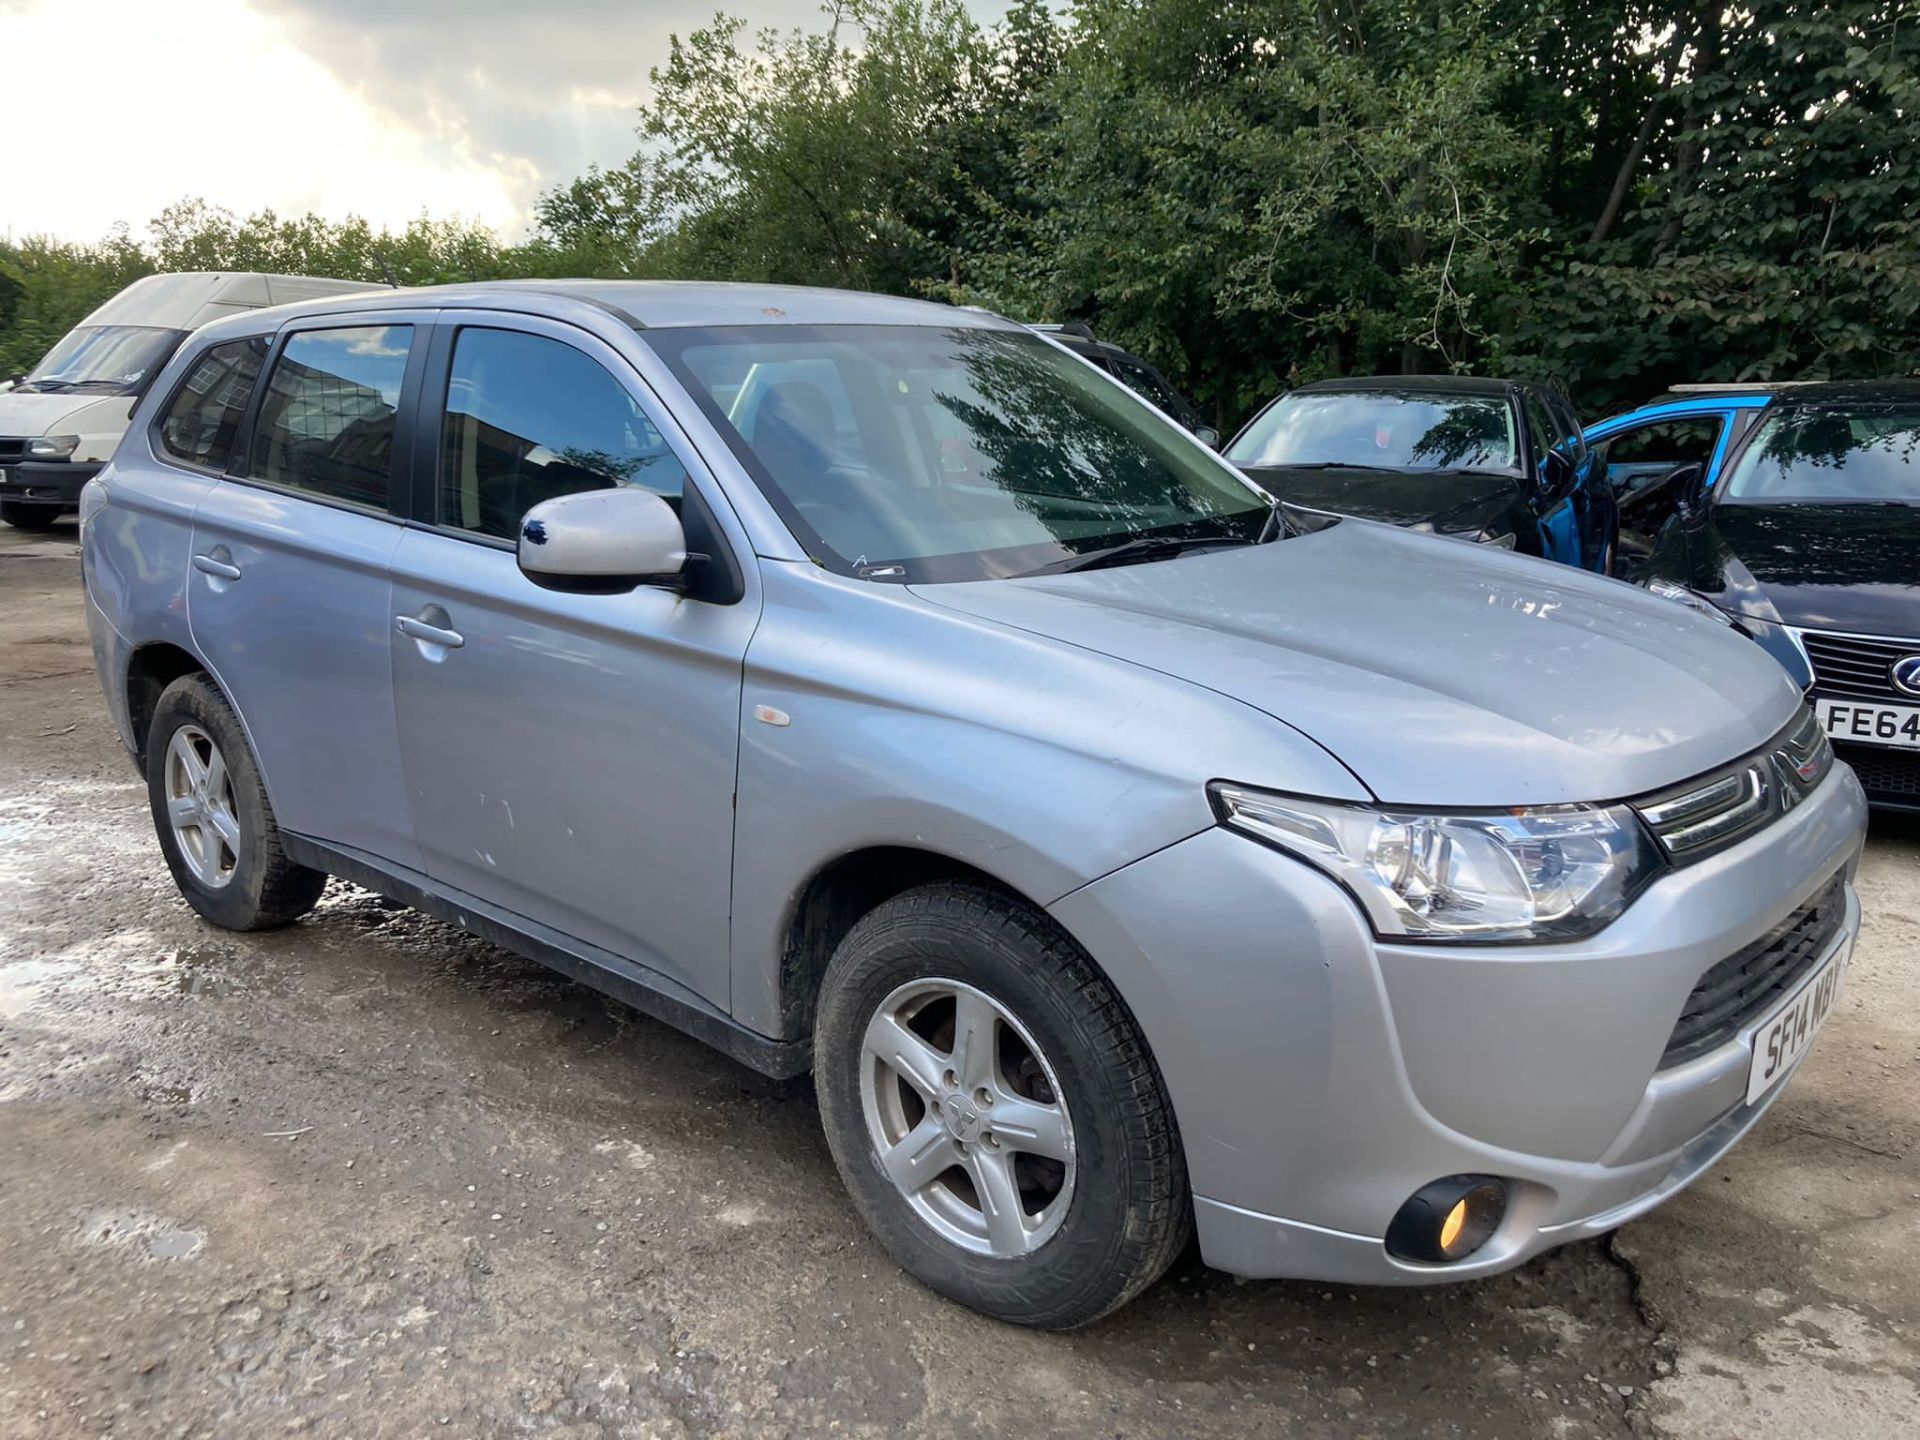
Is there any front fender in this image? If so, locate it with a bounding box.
[726,561,1366,1036]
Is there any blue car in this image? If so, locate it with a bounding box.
[1581,387,1777,578]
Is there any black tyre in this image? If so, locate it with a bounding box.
[146,674,326,931]
[0,500,62,531]
[815,882,1190,1329]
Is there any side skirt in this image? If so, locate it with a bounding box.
[282,833,811,1080]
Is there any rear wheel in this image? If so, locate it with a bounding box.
[814,882,1190,1328]
[146,674,326,930]
[0,501,62,531]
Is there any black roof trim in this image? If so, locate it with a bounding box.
[1293,374,1517,398]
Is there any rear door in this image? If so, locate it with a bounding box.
[187,312,427,868]
[386,312,756,1010]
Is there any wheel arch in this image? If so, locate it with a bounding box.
[125,641,211,767]
[775,846,1083,1043]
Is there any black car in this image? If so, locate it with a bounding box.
[1224,376,1618,574]
[1031,324,1217,443]
[1639,380,1920,811]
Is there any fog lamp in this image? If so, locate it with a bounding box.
[1385,1176,1507,1263]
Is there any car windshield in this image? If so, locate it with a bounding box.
[643,323,1269,582]
[1720,404,1920,504]
[23,325,185,393]
[1227,390,1520,473]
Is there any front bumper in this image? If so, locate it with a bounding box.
[1830,738,1920,814]
[0,458,101,508]
[1051,762,1869,1285]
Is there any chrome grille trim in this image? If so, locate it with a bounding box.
[1791,626,1920,704]
[1632,706,1833,862]
[1640,763,1772,855]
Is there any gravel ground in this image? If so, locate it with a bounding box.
[1,520,1916,1439]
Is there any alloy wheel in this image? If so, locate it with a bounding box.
[860,977,1076,1257]
[164,724,241,889]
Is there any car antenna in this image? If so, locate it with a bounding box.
[374,251,400,289]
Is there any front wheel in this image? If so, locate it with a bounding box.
[146,674,327,930]
[814,882,1190,1328]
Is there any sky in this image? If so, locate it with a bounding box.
[0,0,1011,246]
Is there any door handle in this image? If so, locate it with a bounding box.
[192,554,242,582]
[396,615,465,649]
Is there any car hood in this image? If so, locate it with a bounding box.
[0,391,111,434]
[1696,502,1920,636]
[1238,464,1522,535]
[910,521,1802,807]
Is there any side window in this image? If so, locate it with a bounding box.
[1545,392,1585,458]
[250,326,413,509]
[1114,357,1186,418]
[440,327,689,541]
[157,337,268,470]
[1522,391,1560,468]
[1601,418,1721,468]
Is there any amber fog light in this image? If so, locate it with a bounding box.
[1385,1176,1507,1263]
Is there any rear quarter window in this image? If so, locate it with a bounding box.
[156,338,270,471]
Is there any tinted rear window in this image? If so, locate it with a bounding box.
[157,338,268,471]
[249,327,413,510]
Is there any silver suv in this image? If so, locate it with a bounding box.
[83,283,1867,1328]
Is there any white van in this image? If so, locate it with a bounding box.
[0,271,382,529]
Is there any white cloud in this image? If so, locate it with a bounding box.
[2,0,570,242]
[1,0,1014,246]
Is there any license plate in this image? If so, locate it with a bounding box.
[1745,933,1850,1106]
[1817,698,1920,750]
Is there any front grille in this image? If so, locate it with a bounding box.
[1835,741,1920,804]
[0,437,26,461]
[1633,707,1833,861]
[1660,875,1845,1068]
[1798,628,1920,704]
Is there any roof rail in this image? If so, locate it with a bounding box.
[1665,381,1816,394]
[1030,322,1097,341]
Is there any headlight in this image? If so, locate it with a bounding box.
[1646,578,1734,624]
[26,435,80,460]
[1209,783,1664,943]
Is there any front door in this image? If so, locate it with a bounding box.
[387,316,754,1010]
[1591,413,1730,578]
[187,318,424,868]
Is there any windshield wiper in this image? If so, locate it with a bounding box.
[1025,534,1250,576]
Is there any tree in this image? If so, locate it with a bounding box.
[4,1,1916,422]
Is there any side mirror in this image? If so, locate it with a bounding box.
[1193,425,1221,449]
[517,487,694,594]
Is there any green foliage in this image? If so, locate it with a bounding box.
[4,0,1916,423]
[1503,0,1920,406]
[0,230,151,379]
